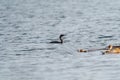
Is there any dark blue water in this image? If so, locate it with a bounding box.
[0,0,120,80]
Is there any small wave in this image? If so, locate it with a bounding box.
[98,35,113,39]
[18,48,45,52]
[46,47,56,50]
[15,53,26,56]
[0,33,4,36]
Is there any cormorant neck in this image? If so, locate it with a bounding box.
[60,37,63,44]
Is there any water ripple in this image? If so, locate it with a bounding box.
[98,35,113,39]
[0,0,120,80]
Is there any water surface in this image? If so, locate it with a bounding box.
[0,0,120,80]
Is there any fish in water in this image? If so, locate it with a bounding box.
[79,45,120,54]
[103,45,120,54]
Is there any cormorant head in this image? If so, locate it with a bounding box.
[59,34,65,38]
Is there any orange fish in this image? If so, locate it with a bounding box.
[79,45,120,54]
[104,45,120,54]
